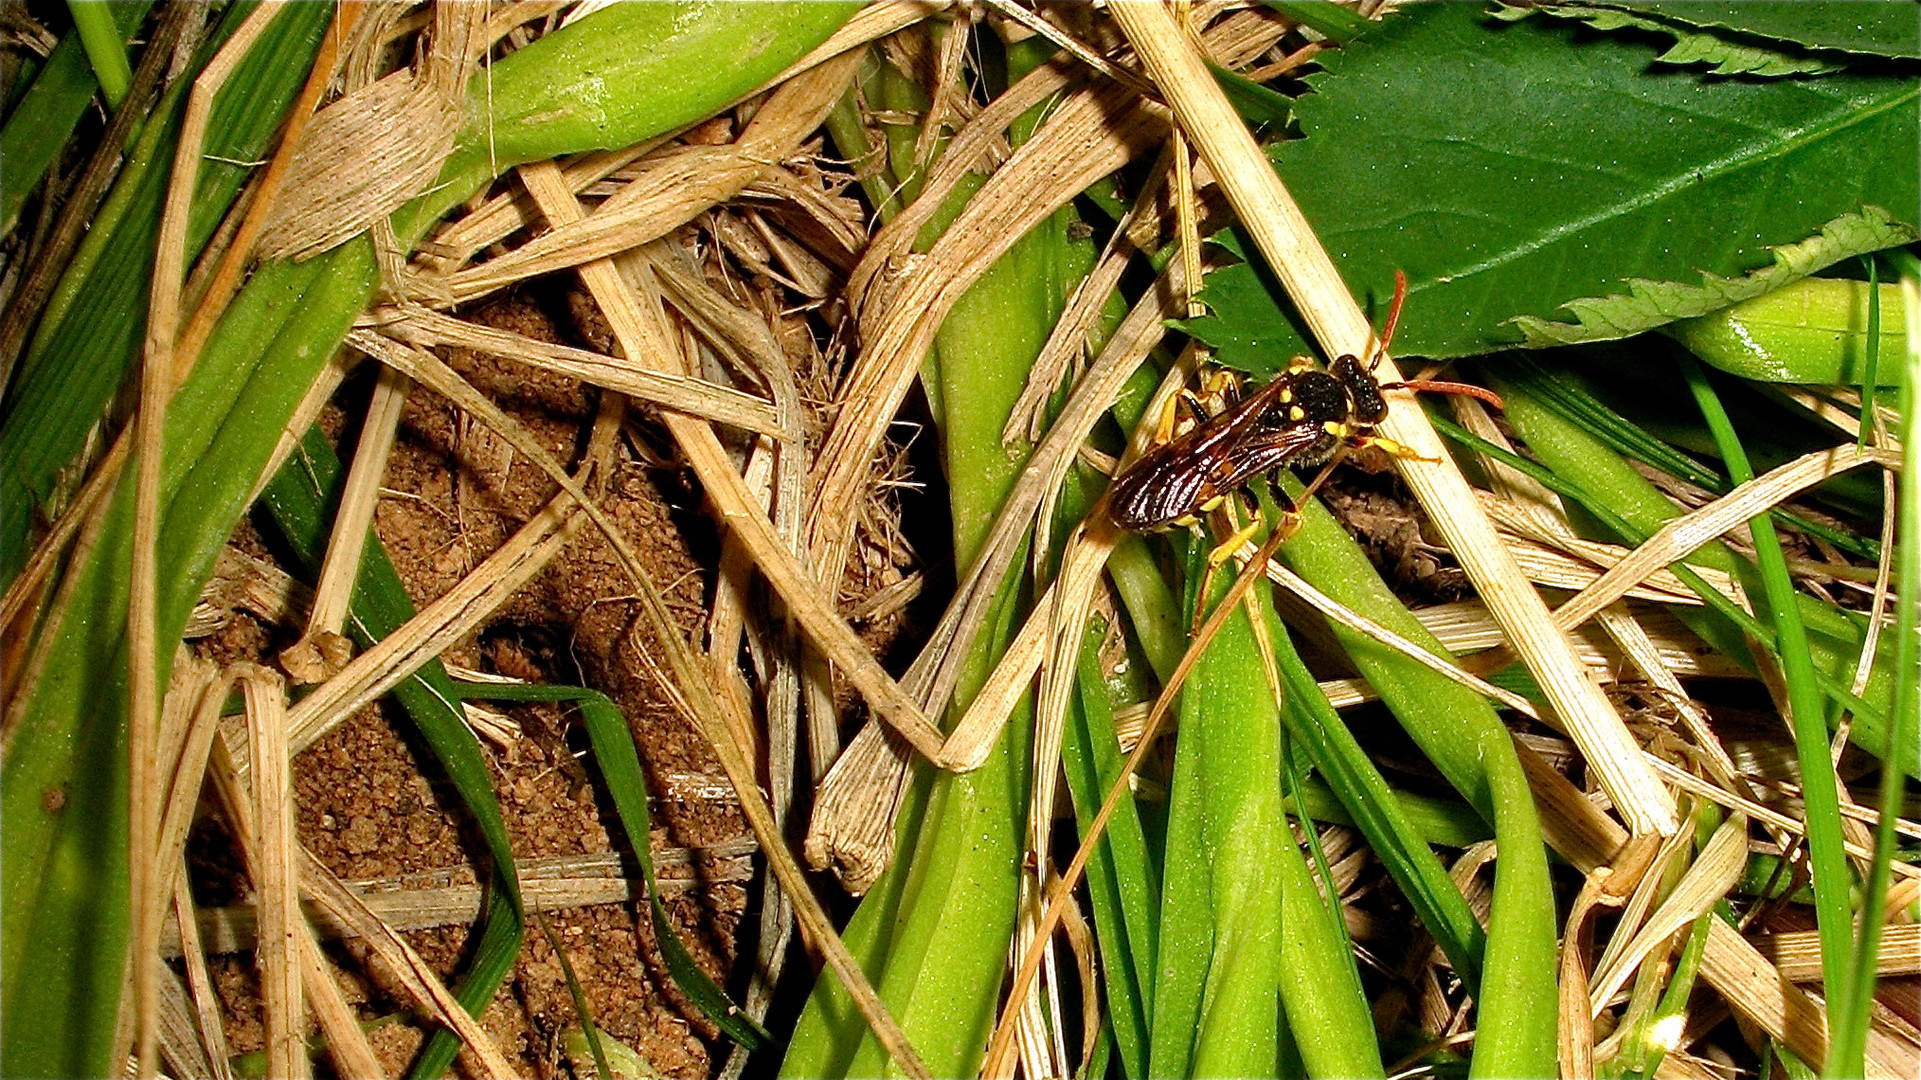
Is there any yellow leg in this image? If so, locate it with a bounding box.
[1151,388,1183,443]
[1206,518,1262,570]
[1354,434,1439,463]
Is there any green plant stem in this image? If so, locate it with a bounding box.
[1680,358,1851,1019]
[1272,478,1558,1079]
[1830,248,1921,1078]
[66,0,131,107]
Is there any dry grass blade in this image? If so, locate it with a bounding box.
[1762,924,1921,981]
[1591,814,1747,1015]
[237,667,307,1080]
[511,78,948,763]
[1644,760,1921,870]
[128,10,282,1072]
[379,306,791,437]
[806,66,1168,638]
[170,876,234,1080]
[173,2,362,371]
[255,4,481,261]
[1552,444,1900,631]
[421,48,859,307]
[1109,0,1678,837]
[164,844,755,954]
[279,393,584,750]
[283,364,409,682]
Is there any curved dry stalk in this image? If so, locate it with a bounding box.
[379,306,791,436]
[236,668,306,1080]
[1552,444,1900,631]
[1110,0,1679,837]
[130,9,283,1072]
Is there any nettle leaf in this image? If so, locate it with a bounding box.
[1567,1,1921,61]
[1511,206,1914,347]
[1490,3,1843,77]
[1183,1,1918,369]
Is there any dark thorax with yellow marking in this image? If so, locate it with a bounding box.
[1107,350,1395,533]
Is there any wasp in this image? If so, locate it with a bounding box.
[1108,273,1493,535]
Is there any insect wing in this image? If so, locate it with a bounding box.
[1109,441,1217,530]
[1205,421,1329,495]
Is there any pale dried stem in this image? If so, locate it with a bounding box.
[286,363,411,679]
[238,668,307,1080]
[170,875,235,1080]
[129,10,281,1073]
[1111,0,1679,836]
[378,305,790,436]
[1552,444,1899,632]
[164,843,754,955]
[1645,759,1921,869]
[1763,924,1921,982]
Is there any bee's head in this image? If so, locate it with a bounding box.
[1329,353,1388,425]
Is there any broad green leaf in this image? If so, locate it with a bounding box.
[1492,2,1838,77]
[1181,1,1919,369]
[1570,1,1921,60]
[1491,1,1921,76]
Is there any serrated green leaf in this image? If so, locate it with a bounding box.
[1511,207,1916,347]
[1492,3,1845,76]
[1576,1,1920,60]
[1181,1,1919,369]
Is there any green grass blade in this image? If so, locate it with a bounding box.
[1678,357,1851,1021]
[1064,623,1158,1080]
[1148,541,1287,1078]
[1259,576,1485,991]
[1272,480,1559,1079]
[1830,249,1921,1076]
[457,681,770,1050]
[536,912,616,1080]
[0,2,151,234]
[1859,258,1883,450]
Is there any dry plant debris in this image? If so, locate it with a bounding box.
[2,2,1915,1079]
